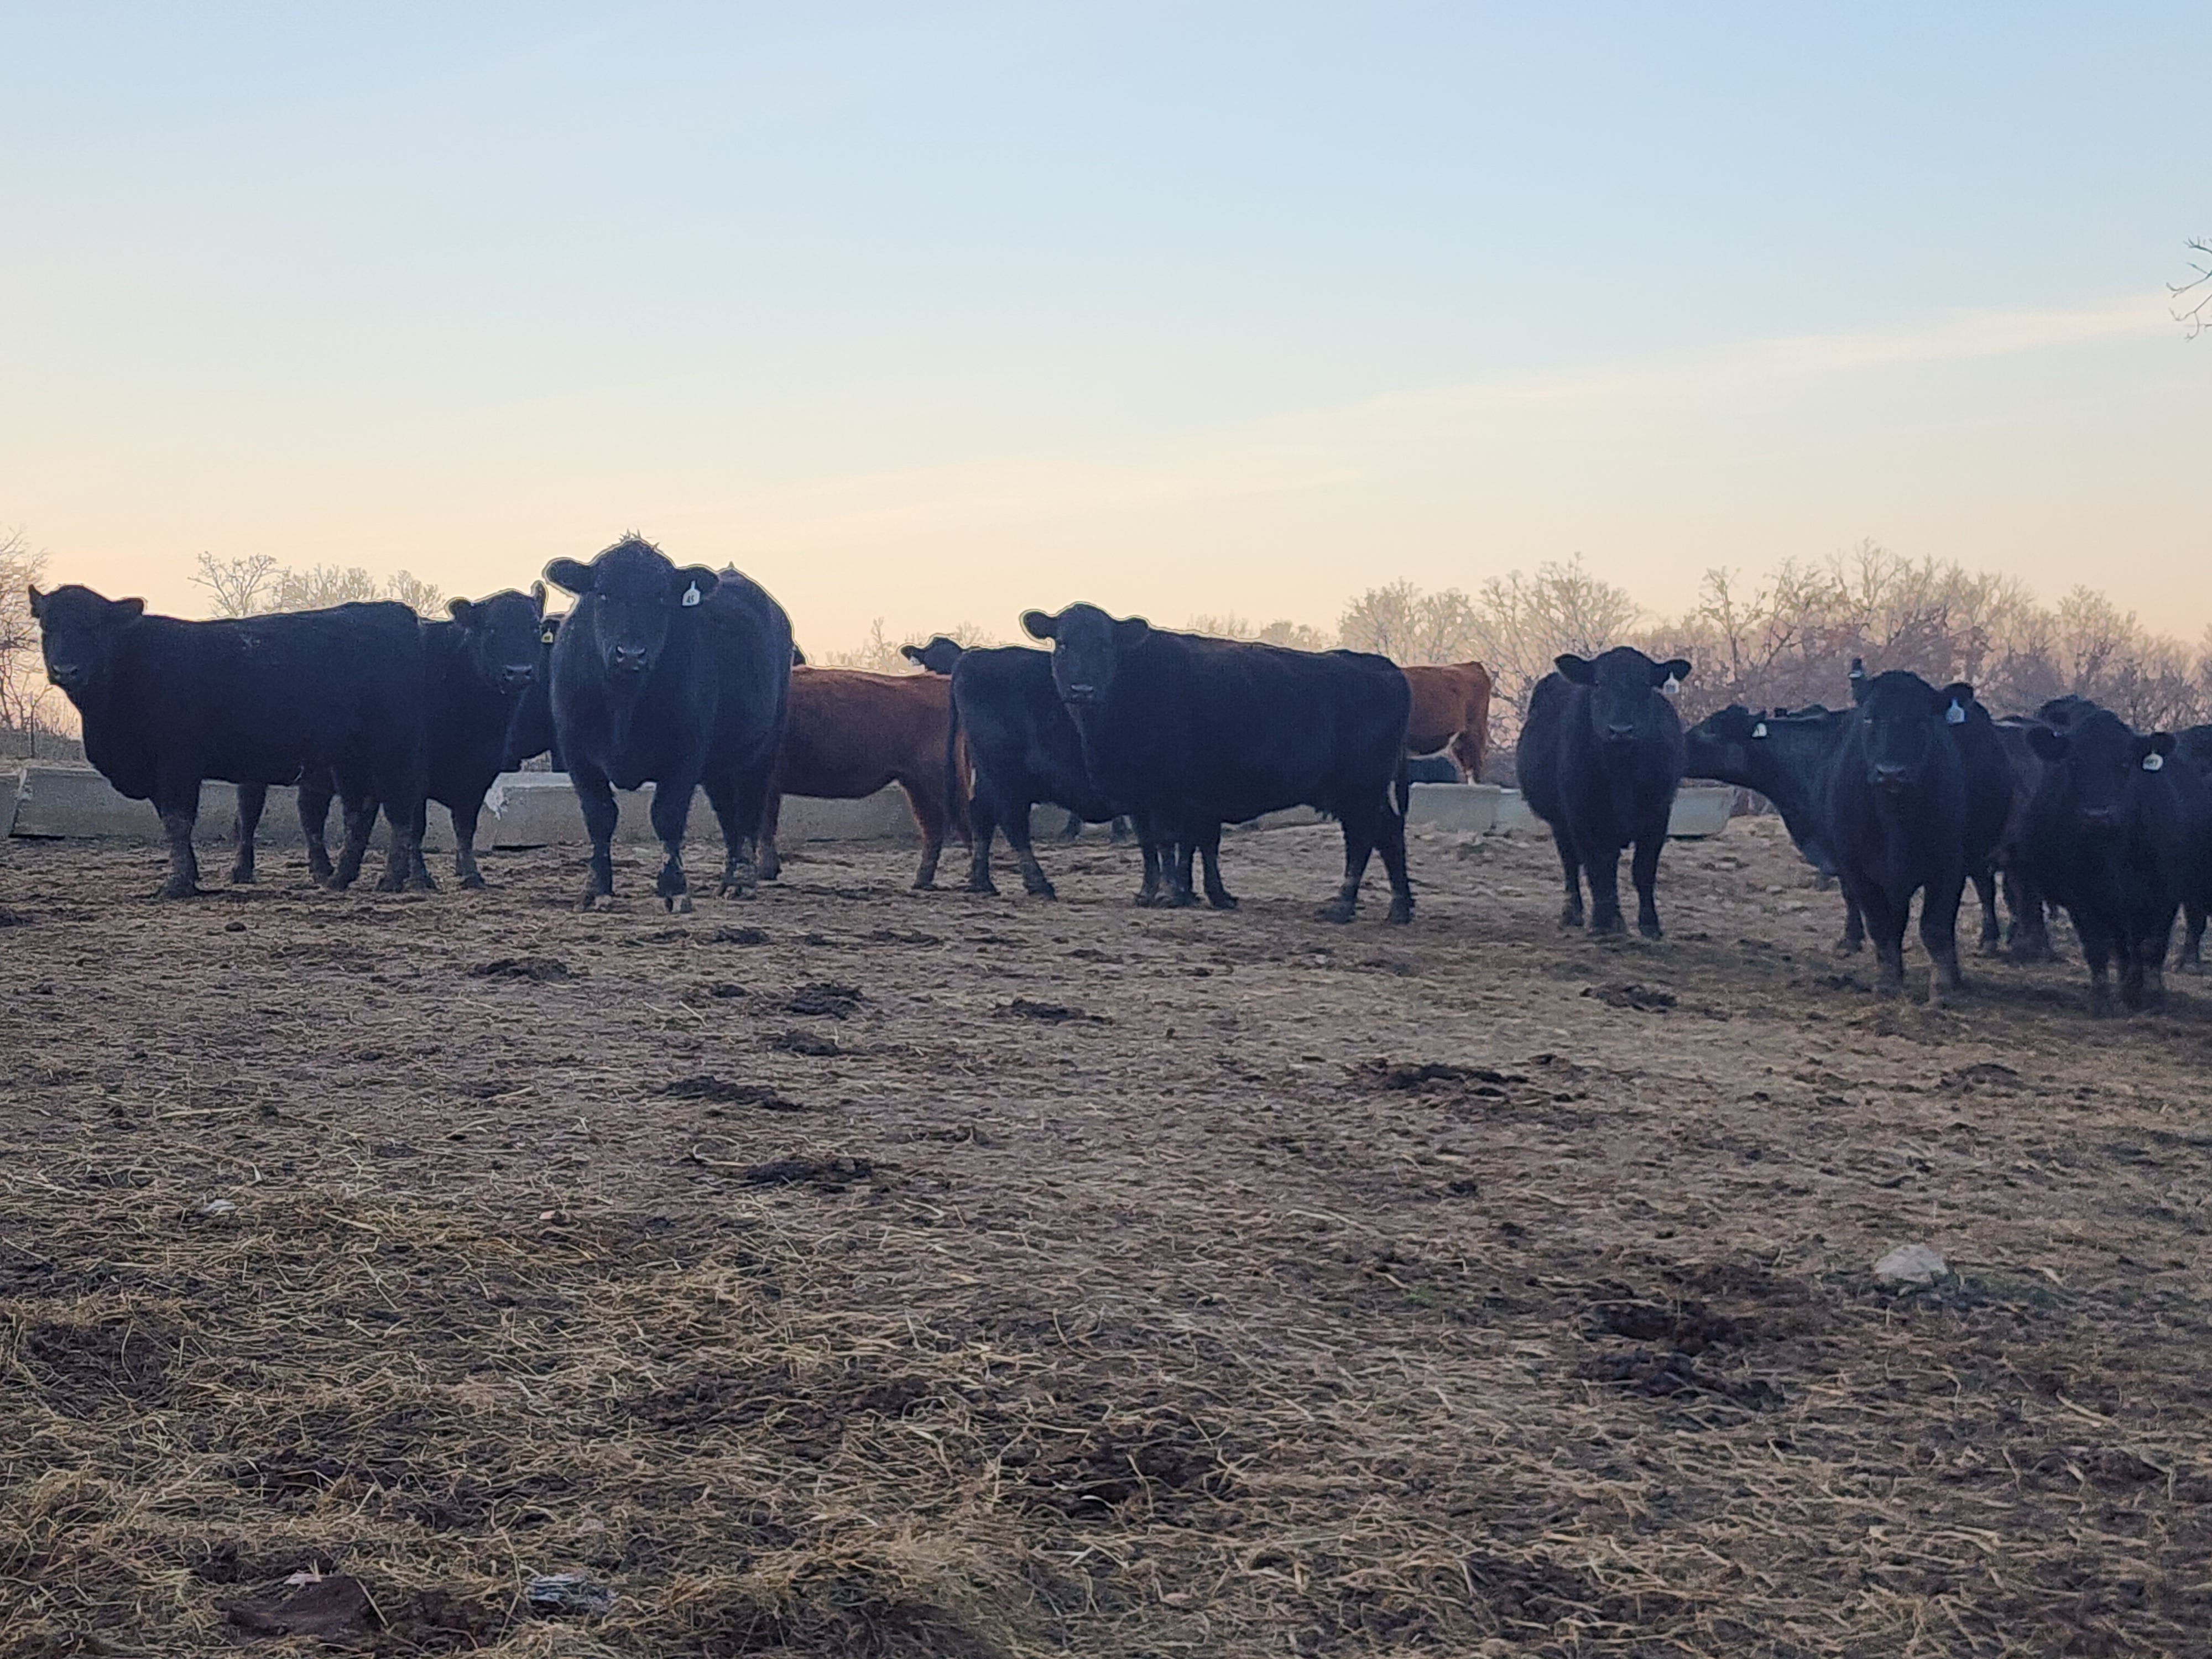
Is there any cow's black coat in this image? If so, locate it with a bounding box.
[1517,646,1691,938]
[234,588,549,890]
[1822,670,1969,1002]
[1683,702,1859,945]
[542,538,791,910]
[1020,605,1412,922]
[29,585,428,898]
[2021,708,2210,1013]
[940,641,1167,901]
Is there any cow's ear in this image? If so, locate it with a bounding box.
[1554,654,1594,685]
[1653,658,1691,688]
[26,585,44,619]
[447,597,479,628]
[529,580,546,614]
[670,566,719,608]
[111,597,145,622]
[790,643,806,666]
[1021,609,1058,641]
[2145,732,2178,759]
[1114,617,1151,649]
[2026,724,2068,761]
[900,643,926,665]
[1943,681,1974,705]
[544,558,595,596]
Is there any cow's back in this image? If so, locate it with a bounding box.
[1514,672,1575,825]
[778,667,948,793]
[96,604,423,795]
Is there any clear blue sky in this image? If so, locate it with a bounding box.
[2,3,2202,648]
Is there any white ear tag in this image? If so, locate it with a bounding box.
[1662,675,1681,697]
[1752,722,1768,738]
[540,626,557,644]
[681,583,701,608]
[2143,752,2165,772]
[1945,701,1965,725]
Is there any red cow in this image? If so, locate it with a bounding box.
[1401,662,1495,781]
[759,667,970,889]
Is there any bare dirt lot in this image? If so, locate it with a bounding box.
[3,816,2210,1657]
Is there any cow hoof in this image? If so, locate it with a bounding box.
[580,891,615,911]
[912,874,936,891]
[1590,917,1626,938]
[1207,894,1240,912]
[1026,883,1060,901]
[1637,919,1663,941]
[966,878,999,897]
[1832,938,1863,956]
[158,881,204,901]
[1318,899,1357,925]
[1558,906,1583,930]
[460,873,487,892]
[228,869,255,886]
[1385,896,1414,926]
[757,859,781,883]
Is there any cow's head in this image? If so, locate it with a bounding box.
[1853,670,1948,794]
[447,587,545,695]
[542,536,718,680]
[1023,604,1150,709]
[2027,709,2170,831]
[1555,648,1691,750]
[27,584,144,703]
[2037,693,2100,731]
[901,635,965,676]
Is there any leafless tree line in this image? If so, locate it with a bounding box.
[191,552,444,619]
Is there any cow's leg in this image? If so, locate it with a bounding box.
[756,786,783,883]
[1110,815,1133,844]
[1376,800,1414,926]
[1198,824,1238,911]
[330,782,376,892]
[451,795,487,890]
[1920,869,1966,1008]
[296,776,337,888]
[900,776,946,890]
[1966,868,2000,955]
[1835,891,1865,954]
[408,796,435,889]
[375,795,431,894]
[1162,834,1201,909]
[2080,924,2116,1017]
[2133,903,2177,1011]
[1630,830,1665,940]
[1000,799,1057,899]
[230,783,266,884]
[1585,843,1626,937]
[154,778,203,900]
[1857,884,1907,997]
[718,764,770,899]
[570,764,620,907]
[1321,807,1380,925]
[964,785,1004,895]
[1060,810,1084,842]
[1549,823,1584,930]
[648,774,696,914]
[1132,813,1165,907]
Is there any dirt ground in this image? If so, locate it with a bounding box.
[2,812,2210,1658]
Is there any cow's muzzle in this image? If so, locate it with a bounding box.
[607,646,650,675]
[1871,764,1910,792]
[1062,683,1102,706]
[499,663,536,691]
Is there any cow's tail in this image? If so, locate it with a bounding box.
[1394,752,1411,821]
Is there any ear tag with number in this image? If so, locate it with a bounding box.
[2143,752,2165,772]
[1945,701,1965,725]
[681,583,701,608]
[1752,722,1768,738]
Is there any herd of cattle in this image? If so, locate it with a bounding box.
[21,534,2211,1016]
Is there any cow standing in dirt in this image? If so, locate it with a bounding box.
[759,665,969,889]
[29,585,429,898]
[542,536,791,911]
[1517,647,1691,939]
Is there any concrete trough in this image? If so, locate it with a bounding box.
[1485,783,1735,839]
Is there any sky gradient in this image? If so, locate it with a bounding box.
[2,3,2203,650]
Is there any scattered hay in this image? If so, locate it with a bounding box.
[785,982,863,1019]
[1583,982,1676,1012]
[467,957,574,982]
[1002,999,1106,1025]
[659,1076,804,1112]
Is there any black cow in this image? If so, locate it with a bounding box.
[1405,753,1462,785]
[1517,647,1691,938]
[2021,708,2211,1014]
[1991,717,2056,961]
[1823,670,1969,1003]
[542,536,791,911]
[941,642,1168,901]
[502,610,566,771]
[1929,682,2016,956]
[29,585,428,898]
[1020,604,1412,922]
[1683,702,1859,947]
[900,635,964,676]
[234,587,549,890]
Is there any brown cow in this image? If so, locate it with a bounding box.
[759,666,969,889]
[1401,662,1495,780]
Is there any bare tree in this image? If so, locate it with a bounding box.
[1337,581,1486,665]
[0,527,56,741]
[192,551,281,618]
[2173,235,2212,338]
[381,569,446,617]
[1466,557,1643,728]
[813,619,1003,673]
[1187,612,1335,651]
